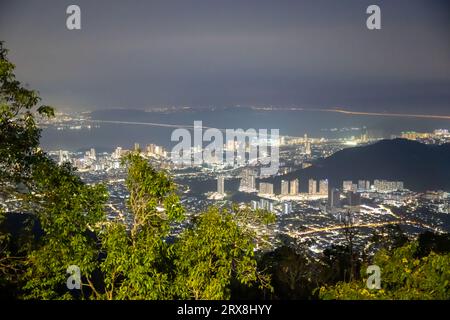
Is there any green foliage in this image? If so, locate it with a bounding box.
[174,206,274,299]
[319,241,450,300]
[22,159,108,299]
[100,153,184,299]
[320,244,362,284]
[416,231,450,257]
[366,224,409,253]
[0,41,55,293]
[259,245,324,299]
[122,153,184,237]
[101,155,273,300]
[0,207,13,289]
[0,42,109,299]
[0,42,54,191]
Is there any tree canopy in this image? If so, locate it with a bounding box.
[319,241,450,300]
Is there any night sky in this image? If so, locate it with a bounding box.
[1,0,449,113]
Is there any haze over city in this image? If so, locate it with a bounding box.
[0,0,449,114]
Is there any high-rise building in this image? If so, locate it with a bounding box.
[305,142,311,155]
[217,176,225,195]
[146,144,156,155]
[134,142,140,152]
[240,168,256,191]
[343,180,353,192]
[304,134,312,155]
[373,180,404,192]
[328,188,341,209]
[90,148,96,161]
[259,182,274,195]
[58,150,70,165]
[360,127,369,143]
[259,199,275,212]
[319,179,329,195]
[358,180,366,190]
[290,179,299,195]
[308,179,317,195]
[146,144,167,158]
[112,146,125,159]
[358,180,371,191]
[282,202,293,215]
[155,145,166,157]
[251,200,258,210]
[260,199,269,210]
[281,180,289,195]
[361,133,368,143]
[347,191,361,212]
[250,175,256,190]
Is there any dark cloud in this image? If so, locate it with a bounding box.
[0,0,449,113]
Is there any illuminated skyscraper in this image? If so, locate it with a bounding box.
[373,180,404,192]
[328,188,341,209]
[358,180,371,191]
[281,180,289,195]
[240,168,256,191]
[217,176,225,195]
[259,182,274,195]
[343,180,353,192]
[282,202,292,215]
[319,179,329,195]
[113,147,123,159]
[304,134,311,155]
[90,148,96,161]
[290,179,299,195]
[146,143,156,155]
[259,199,275,212]
[308,179,317,195]
[58,150,70,165]
[347,191,361,212]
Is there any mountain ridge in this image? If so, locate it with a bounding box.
[267,139,450,192]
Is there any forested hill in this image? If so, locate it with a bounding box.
[268,139,450,192]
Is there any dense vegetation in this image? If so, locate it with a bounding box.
[1,42,449,300]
